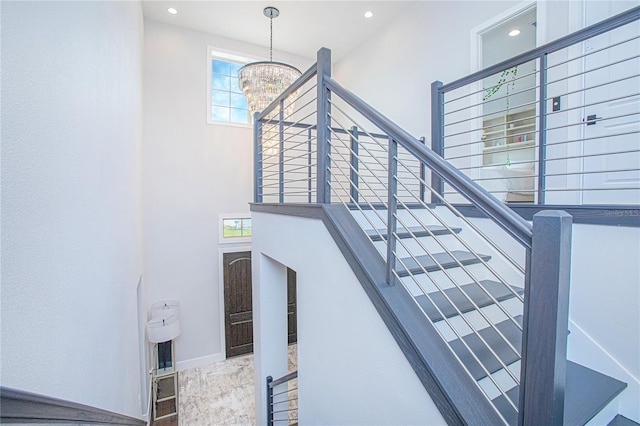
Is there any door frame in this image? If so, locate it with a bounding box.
[218,244,252,360]
[470,0,540,73]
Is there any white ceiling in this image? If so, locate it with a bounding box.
[141,1,413,61]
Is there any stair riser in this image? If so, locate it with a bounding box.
[351,209,443,232]
[374,234,463,258]
[478,361,521,401]
[434,298,523,343]
[399,263,499,295]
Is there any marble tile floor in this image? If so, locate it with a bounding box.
[177,345,297,426]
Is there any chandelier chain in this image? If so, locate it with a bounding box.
[269,15,273,62]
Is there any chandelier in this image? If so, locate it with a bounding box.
[238,7,302,118]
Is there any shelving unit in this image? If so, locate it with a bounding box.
[482,109,536,166]
[153,371,178,422]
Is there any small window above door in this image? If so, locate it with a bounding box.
[219,214,252,244]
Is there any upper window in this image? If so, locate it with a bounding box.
[208,49,253,125]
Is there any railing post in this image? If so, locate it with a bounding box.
[419,136,426,203]
[519,210,572,426]
[266,376,274,426]
[350,126,359,204]
[386,138,398,285]
[254,112,263,203]
[279,100,285,204]
[537,54,548,205]
[316,47,332,204]
[430,81,445,204]
[308,127,313,203]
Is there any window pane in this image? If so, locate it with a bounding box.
[230,93,248,109]
[212,90,229,106]
[230,77,242,93]
[210,57,251,124]
[212,60,230,75]
[229,62,242,76]
[241,218,252,237]
[230,108,249,124]
[223,218,243,238]
[212,106,230,122]
[213,75,230,90]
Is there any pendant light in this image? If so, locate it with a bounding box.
[238,7,302,117]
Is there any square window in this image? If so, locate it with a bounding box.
[209,53,251,125]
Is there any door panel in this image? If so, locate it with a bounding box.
[223,251,253,357]
[223,252,298,358]
[582,1,640,204]
[287,268,297,344]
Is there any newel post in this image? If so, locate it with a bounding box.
[316,48,332,204]
[254,112,263,203]
[266,375,274,426]
[430,81,445,204]
[519,210,572,426]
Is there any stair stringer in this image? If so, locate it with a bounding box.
[252,203,504,425]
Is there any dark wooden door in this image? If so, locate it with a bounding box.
[223,251,297,358]
[223,251,254,357]
[287,268,297,344]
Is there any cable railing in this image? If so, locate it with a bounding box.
[326,78,528,422]
[254,47,573,425]
[266,371,298,426]
[433,6,640,207]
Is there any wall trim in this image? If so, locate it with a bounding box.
[176,352,226,372]
[0,386,145,425]
[451,204,640,227]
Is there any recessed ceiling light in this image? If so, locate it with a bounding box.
[508,29,521,37]
[364,11,374,18]
[167,7,178,15]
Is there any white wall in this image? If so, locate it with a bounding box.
[454,215,640,421]
[333,1,519,139]
[142,19,312,368]
[1,1,144,417]
[252,212,447,425]
[568,224,640,421]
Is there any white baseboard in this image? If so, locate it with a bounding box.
[176,352,225,372]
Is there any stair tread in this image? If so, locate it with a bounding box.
[609,415,640,426]
[366,225,461,242]
[396,250,491,277]
[492,361,628,426]
[415,280,523,322]
[448,316,523,381]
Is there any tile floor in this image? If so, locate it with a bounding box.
[177,345,297,425]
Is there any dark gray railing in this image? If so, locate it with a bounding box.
[432,6,640,209]
[266,371,298,426]
[254,47,573,425]
[0,386,146,425]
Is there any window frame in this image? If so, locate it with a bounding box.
[219,213,252,244]
[206,48,257,127]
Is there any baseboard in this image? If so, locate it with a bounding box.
[176,352,225,372]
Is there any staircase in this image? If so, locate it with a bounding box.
[252,10,640,422]
[352,207,629,425]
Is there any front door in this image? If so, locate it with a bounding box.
[223,251,253,357]
[223,251,297,358]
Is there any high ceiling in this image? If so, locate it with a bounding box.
[141,1,413,61]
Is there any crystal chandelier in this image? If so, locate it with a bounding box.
[238,7,302,118]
